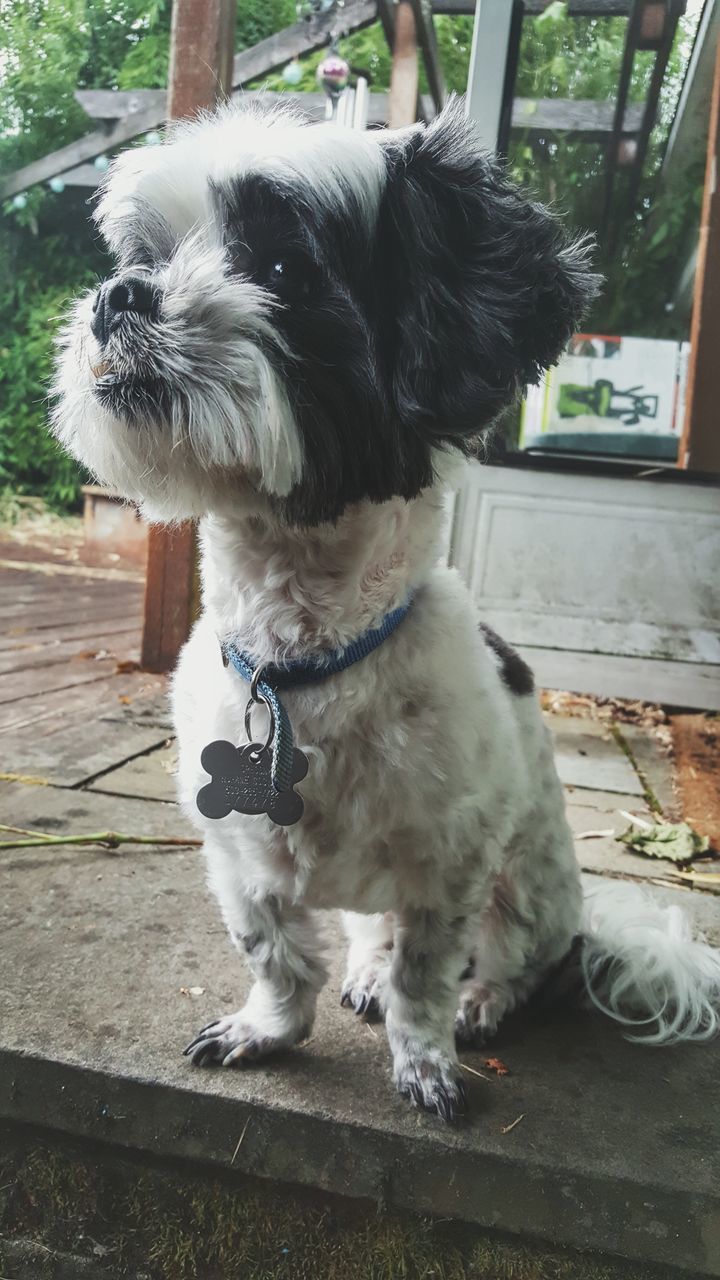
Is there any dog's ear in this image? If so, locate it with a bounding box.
[375,97,600,444]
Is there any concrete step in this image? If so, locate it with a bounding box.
[1,818,719,1278]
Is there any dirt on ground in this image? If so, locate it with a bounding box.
[670,714,720,849]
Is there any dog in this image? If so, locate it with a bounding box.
[52,99,720,1120]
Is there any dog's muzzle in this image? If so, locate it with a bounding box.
[91,276,157,347]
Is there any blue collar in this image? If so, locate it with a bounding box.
[221,596,414,792]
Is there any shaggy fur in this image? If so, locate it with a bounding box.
[52,99,720,1120]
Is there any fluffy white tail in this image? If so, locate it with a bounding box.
[581,880,720,1044]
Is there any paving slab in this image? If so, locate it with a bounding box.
[87,739,179,803]
[545,715,645,796]
[1,722,172,788]
[565,786,720,884]
[0,779,196,857]
[1,835,719,1276]
[618,721,680,819]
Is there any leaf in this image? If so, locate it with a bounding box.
[618,821,710,863]
[648,222,669,250]
[483,1056,511,1076]
[536,2,567,26]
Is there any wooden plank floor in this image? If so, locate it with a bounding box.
[0,537,169,788]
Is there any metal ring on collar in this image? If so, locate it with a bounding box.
[244,692,275,756]
[250,663,267,704]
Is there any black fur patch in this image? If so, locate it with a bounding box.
[212,102,599,525]
[214,170,413,526]
[373,100,600,455]
[479,623,535,696]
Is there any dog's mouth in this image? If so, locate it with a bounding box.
[91,359,169,423]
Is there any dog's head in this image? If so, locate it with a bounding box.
[52,98,598,525]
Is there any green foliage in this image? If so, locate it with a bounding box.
[0,221,103,508]
[117,28,170,89]
[236,0,296,53]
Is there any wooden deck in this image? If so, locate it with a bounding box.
[0,535,170,790]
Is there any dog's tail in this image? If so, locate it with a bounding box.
[579,879,720,1044]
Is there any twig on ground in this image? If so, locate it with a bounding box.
[0,823,202,851]
[231,1116,251,1165]
[501,1113,525,1135]
[460,1063,492,1082]
[618,810,653,830]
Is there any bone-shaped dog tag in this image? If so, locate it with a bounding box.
[196,740,308,826]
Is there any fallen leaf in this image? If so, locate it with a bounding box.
[116,659,140,673]
[618,821,710,863]
[484,1057,510,1076]
[118,695,132,705]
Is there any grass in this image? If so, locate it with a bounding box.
[0,1139,679,1280]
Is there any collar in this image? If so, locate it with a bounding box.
[221,595,414,791]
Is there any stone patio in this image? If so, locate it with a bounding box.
[0,542,719,1278]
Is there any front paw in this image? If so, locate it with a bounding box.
[183,1012,309,1067]
[340,960,389,1019]
[393,1049,468,1122]
[455,983,504,1047]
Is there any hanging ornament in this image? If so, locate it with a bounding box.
[48,177,65,193]
[93,154,110,172]
[282,58,303,86]
[12,193,28,210]
[316,52,350,99]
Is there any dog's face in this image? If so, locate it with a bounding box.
[52,99,598,525]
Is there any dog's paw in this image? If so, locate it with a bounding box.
[183,1012,308,1067]
[394,1052,468,1122]
[455,984,504,1047]
[340,959,389,1019]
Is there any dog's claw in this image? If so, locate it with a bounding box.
[184,1012,308,1067]
[340,965,388,1020]
[395,1058,468,1122]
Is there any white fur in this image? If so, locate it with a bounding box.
[95,99,386,258]
[582,880,720,1044]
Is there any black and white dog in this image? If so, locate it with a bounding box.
[52,100,720,1120]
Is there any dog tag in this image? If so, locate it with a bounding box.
[196,739,308,826]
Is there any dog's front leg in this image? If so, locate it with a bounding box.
[387,908,475,1121]
[185,889,327,1068]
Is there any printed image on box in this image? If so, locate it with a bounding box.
[521,335,687,461]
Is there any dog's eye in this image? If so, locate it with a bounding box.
[262,256,314,303]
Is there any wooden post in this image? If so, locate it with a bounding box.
[141,0,236,673]
[679,35,720,474]
[388,2,420,128]
[167,0,235,116]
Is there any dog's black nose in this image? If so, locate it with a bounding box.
[91,276,156,346]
